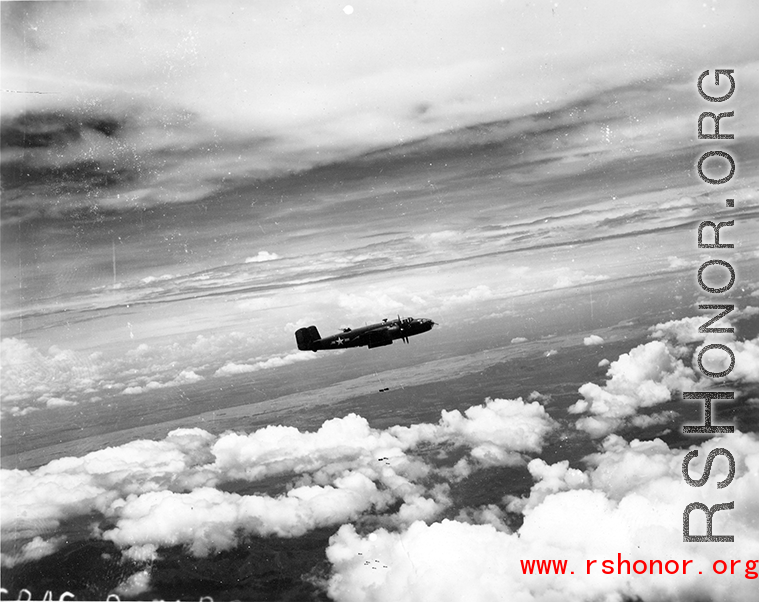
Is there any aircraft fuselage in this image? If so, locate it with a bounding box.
[295,317,435,351]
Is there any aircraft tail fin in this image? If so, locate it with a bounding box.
[295,326,321,351]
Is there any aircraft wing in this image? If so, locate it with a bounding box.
[366,327,393,348]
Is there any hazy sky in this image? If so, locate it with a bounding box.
[2,1,759,413]
[3,5,759,600]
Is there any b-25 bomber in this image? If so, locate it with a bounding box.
[295,316,436,352]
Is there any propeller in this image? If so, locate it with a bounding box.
[397,314,409,344]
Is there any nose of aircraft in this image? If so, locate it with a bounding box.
[420,317,436,330]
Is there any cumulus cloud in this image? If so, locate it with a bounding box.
[326,431,759,602]
[692,336,759,385]
[569,340,696,437]
[454,504,510,532]
[648,312,759,386]
[235,297,275,312]
[667,255,691,269]
[552,270,608,289]
[121,369,204,395]
[569,312,752,438]
[337,291,406,318]
[390,397,555,462]
[114,569,152,599]
[212,362,259,377]
[245,251,280,263]
[583,334,604,346]
[213,351,316,377]
[44,397,77,408]
[1,536,66,569]
[3,315,758,602]
[104,474,389,556]
[1,331,297,412]
[1,429,217,548]
[1,397,554,563]
[441,285,493,307]
[140,274,175,285]
[120,332,262,384]
[505,458,589,515]
[0,338,108,415]
[649,315,710,346]
[649,306,757,350]
[211,397,555,490]
[413,230,463,245]
[629,411,678,429]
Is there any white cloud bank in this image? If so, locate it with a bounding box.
[1,396,555,565]
[245,251,280,263]
[326,431,759,602]
[569,339,696,438]
[213,351,315,377]
[4,312,758,602]
[0,338,108,415]
[569,312,759,438]
[0,335,312,416]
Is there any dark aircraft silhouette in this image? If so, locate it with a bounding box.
[295,316,435,351]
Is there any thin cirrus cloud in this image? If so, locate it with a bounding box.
[4,1,757,130]
[2,0,758,223]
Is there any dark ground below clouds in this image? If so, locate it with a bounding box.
[1,531,336,602]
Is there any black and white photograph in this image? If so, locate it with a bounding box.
[1,1,758,600]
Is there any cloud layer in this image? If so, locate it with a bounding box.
[3,311,758,601]
[326,431,759,602]
[3,0,759,225]
[0,335,317,417]
[569,309,759,437]
[1,396,555,564]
